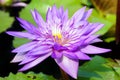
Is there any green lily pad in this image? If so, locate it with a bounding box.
[0,11,14,33]
[88,10,116,36]
[13,37,30,48]
[0,72,55,80]
[78,56,120,80]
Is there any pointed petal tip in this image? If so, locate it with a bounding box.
[10,58,15,63]
[52,4,57,8]
[18,68,25,72]
[16,17,21,21]
[81,45,111,54]
[16,17,25,24]
[100,23,104,27]
[89,8,93,11]
[12,49,17,53]
[55,56,79,79]
[69,72,77,79]
[83,6,86,8]
[16,17,26,24]
[104,49,111,52]
[12,2,27,7]
[6,31,11,35]
[18,62,27,65]
[87,8,93,15]
[10,58,22,63]
[18,64,31,71]
[80,6,86,11]
[6,31,17,36]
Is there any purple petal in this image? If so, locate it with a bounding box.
[19,56,37,65]
[63,51,78,60]
[81,9,93,20]
[81,45,111,54]
[46,8,54,25]
[31,9,45,28]
[19,52,51,71]
[17,18,39,34]
[12,41,38,53]
[53,43,68,51]
[50,5,61,25]
[51,51,63,59]
[72,7,86,23]
[62,9,68,24]
[84,35,100,44]
[58,6,64,17]
[75,51,91,60]
[78,23,93,36]
[31,10,45,27]
[12,2,27,7]
[28,48,52,56]
[55,56,79,79]
[88,23,104,36]
[58,6,68,23]
[91,38,102,43]
[72,20,88,28]
[51,5,57,13]
[11,52,25,63]
[6,31,37,39]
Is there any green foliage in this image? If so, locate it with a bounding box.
[88,10,116,36]
[20,0,82,24]
[77,56,120,80]
[80,0,92,6]
[0,11,14,33]
[13,37,30,48]
[0,72,55,80]
[108,59,120,77]
[104,37,115,43]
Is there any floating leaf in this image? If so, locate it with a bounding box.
[80,0,92,6]
[0,72,55,80]
[13,37,30,48]
[88,9,116,37]
[78,56,120,80]
[107,59,120,76]
[103,14,116,40]
[0,11,14,33]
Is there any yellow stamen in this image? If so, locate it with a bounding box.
[52,26,62,39]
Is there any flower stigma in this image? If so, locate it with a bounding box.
[52,26,62,39]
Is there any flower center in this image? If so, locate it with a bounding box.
[51,26,69,45]
[52,26,62,39]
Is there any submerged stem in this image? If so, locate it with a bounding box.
[60,68,70,80]
[116,0,120,44]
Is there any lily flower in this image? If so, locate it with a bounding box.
[7,5,111,79]
[0,0,27,7]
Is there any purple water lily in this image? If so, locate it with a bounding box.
[0,0,27,7]
[7,5,110,79]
